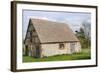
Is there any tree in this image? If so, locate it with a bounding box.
[75,27,90,49]
[81,21,91,40]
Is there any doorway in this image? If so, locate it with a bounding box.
[70,43,75,53]
[25,45,29,56]
[35,46,40,58]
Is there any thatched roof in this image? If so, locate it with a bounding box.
[30,19,79,43]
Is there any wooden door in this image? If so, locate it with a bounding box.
[70,43,75,53]
[25,45,29,56]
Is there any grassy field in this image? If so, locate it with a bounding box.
[23,48,91,62]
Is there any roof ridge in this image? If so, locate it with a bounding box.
[30,18,68,25]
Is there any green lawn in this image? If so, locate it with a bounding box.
[23,48,91,62]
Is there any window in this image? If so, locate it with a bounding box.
[59,43,65,49]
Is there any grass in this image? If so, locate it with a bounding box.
[23,48,91,62]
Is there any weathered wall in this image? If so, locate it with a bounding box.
[41,42,81,57]
[24,42,81,57]
[41,43,67,57]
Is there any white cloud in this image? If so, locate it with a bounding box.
[28,16,57,22]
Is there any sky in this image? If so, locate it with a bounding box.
[22,10,91,39]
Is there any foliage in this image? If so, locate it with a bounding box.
[82,21,91,39]
[75,27,91,48]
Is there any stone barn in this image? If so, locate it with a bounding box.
[24,18,81,58]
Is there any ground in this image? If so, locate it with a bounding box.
[23,48,91,62]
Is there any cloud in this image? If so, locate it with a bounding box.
[28,16,57,22]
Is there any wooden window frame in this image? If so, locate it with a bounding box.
[59,43,65,49]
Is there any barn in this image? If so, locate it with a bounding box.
[23,18,81,58]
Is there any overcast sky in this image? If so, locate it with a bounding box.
[22,10,91,39]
